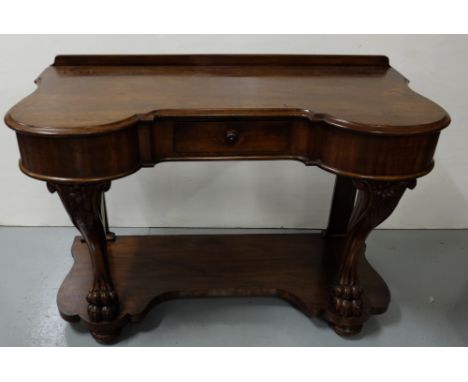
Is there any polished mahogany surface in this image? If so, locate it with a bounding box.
[6,55,449,135]
[59,234,389,338]
[4,55,450,342]
[5,55,450,183]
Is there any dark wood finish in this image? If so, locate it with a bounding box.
[101,194,116,241]
[59,234,390,343]
[4,55,450,342]
[52,54,390,67]
[6,55,449,138]
[173,119,291,155]
[13,118,442,182]
[16,129,141,183]
[47,182,119,322]
[326,179,416,335]
[325,176,357,238]
[6,55,449,182]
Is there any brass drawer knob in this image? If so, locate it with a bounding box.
[225,130,239,145]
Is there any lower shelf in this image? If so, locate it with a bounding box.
[57,233,390,341]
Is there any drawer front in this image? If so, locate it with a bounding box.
[173,119,291,155]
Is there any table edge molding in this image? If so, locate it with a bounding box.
[4,110,451,137]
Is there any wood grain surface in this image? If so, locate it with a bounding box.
[58,234,390,342]
[5,55,449,136]
[4,55,450,342]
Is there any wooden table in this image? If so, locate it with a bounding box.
[5,55,450,343]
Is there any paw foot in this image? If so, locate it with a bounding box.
[333,285,362,317]
[86,283,119,322]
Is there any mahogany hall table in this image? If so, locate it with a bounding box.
[5,55,450,343]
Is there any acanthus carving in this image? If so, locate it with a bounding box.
[48,182,118,322]
[332,179,417,318]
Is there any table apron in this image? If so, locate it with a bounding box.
[16,118,440,183]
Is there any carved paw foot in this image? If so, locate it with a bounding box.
[86,282,119,322]
[333,285,362,317]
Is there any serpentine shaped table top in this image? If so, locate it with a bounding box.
[5,55,450,136]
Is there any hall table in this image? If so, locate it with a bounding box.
[5,55,450,343]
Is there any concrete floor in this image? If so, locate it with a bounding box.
[0,227,467,346]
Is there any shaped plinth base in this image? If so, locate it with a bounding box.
[57,234,390,343]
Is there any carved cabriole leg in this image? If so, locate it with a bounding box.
[47,182,119,325]
[330,178,417,336]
